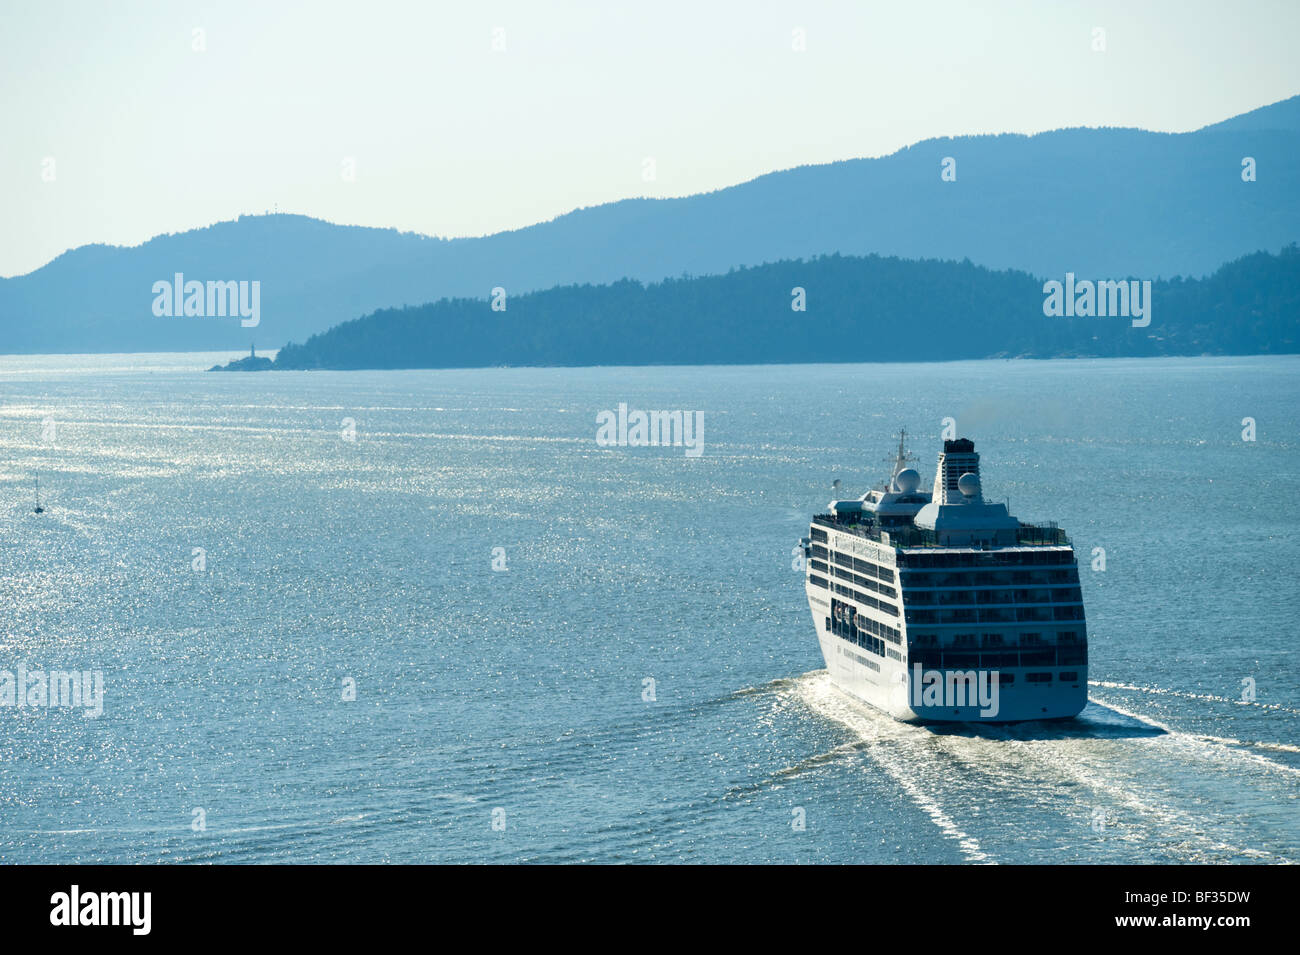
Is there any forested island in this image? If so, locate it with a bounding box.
[214,246,1300,371]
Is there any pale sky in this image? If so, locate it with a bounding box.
[2,0,1298,277]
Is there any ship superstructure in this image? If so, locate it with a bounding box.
[801,433,1088,722]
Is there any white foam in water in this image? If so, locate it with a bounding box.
[1091,695,1300,780]
[980,715,1262,861]
[794,672,994,864]
[789,672,1297,864]
[1091,680,1300,716]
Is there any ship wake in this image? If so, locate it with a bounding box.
[778,671,1298,864]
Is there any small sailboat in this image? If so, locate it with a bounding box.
[33,475,44,514]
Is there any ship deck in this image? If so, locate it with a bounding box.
[811,514,1071,550]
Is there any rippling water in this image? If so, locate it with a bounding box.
[0,353,1296,863]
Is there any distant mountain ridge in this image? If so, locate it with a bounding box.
[244,245,1300,371]
[3,95,1298,355]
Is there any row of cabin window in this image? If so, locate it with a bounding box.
[829,562,898,600]
[829,604,887,659]
[904,587,1083,606]
[911,630,1084,648]
[818,593,901,642]
[905,605,1085,624]
[914,671,1081,686]
[833,621,886,659]
[829,550,896,584]
[832,582,898,618]
[901,568,1079,588]
[908,647,1088,668]
[850,608,901,644]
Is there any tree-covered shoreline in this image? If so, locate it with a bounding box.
[218,245,1300,371]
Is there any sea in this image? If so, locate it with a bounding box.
[0,352,1296,863]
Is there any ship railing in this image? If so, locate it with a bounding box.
[812,515,1071,548]
[1015,522,1070,546]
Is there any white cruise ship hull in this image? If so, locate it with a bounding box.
[805,435,1091,725]
[810,591,1087,721]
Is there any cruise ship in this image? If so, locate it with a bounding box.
[801,433,1088,723]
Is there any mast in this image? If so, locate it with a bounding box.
[885,428,918,488]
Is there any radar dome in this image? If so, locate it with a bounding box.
[957,472,981,498]
[894,468,920,493]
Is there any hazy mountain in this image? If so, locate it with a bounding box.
[243,245,1299,371]
[3,96,1298,355]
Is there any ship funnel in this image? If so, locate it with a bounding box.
[932,438,982,505]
